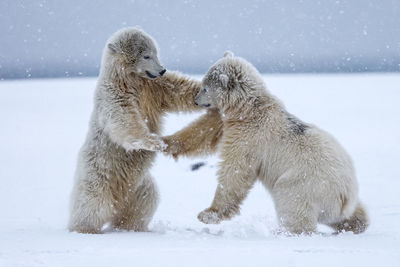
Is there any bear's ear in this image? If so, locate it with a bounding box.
[108,43,121,54]
[224,51,234,58]
[134,25,142,30]
[219,74,229,87]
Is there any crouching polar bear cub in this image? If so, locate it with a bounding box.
[68,27,221,234]
[164,52,369,235]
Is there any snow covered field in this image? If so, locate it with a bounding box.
[0,73,399,266]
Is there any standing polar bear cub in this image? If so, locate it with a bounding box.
[68,27,219,233]
[168,52,369,234]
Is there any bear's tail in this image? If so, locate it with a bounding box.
[331,201,369,234]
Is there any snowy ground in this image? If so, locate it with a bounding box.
[0,73,399,266]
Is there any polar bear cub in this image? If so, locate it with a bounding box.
[195,52,369,234]
[69,27,208,234]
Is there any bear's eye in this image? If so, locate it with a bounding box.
[143,56,150,60]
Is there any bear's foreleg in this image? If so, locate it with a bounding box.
[198,158,257,224]
[158,72,202,113]
[103,106,165,152]
[163,108,223,159]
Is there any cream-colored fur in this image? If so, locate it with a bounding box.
[68,27,211,233]
[164,52,369,235]
[163,108,223,159]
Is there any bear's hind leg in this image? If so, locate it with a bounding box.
[113,173,159,232]
[275,199,318,235]
[272,182,318,235]
[329,201,369,234]
[68,181,115,234]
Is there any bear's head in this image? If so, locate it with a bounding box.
[105,27,166,79]
[195,51,265,110]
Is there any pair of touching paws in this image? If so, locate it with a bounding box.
[124,133,168,152]
[124,134,183,157]
[161,136,184,159]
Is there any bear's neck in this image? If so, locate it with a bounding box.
[100,59,144,93]
[220,93,279,121]
[98,57,162,134]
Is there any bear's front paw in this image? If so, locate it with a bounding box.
[161,136,183,159]
[126,134,167,152]
[198,209,221,224]
[144,134,167,152]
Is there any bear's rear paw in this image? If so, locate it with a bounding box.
[198,209,221,224]
[68,225,102,234]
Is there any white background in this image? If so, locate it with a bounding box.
[1,74,399,266]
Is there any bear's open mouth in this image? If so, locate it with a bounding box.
[145,71,157,79]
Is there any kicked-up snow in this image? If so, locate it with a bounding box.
[0,74,399,266]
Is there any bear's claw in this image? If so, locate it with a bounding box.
[198,210,221,224]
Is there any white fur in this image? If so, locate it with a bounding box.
[68,27,202,234]
[196,54,369,235]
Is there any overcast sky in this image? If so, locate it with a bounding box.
[0,0,399,79]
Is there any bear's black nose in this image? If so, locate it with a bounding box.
[159,69,166,76]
